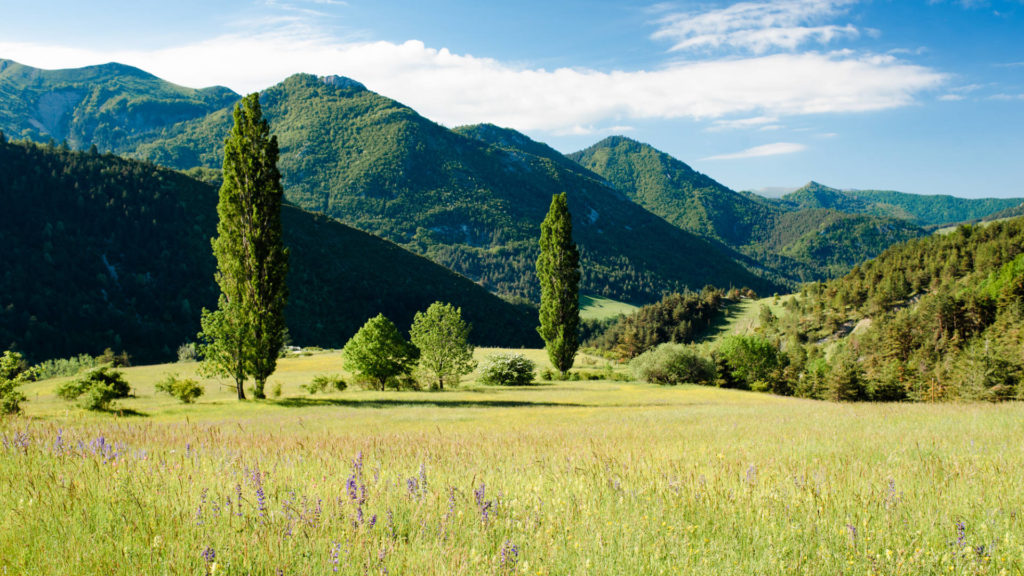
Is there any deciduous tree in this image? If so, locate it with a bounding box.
[536,192,580,375]
[199,93,289,399]
[342,314,419,390]
[410,302,476,390]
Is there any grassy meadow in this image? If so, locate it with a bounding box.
[2,348,1023,575]
[579,295,638,321]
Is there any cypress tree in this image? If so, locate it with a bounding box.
[199,93,288,400]
[536,192,581,375]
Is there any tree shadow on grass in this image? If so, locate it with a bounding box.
[272,397,585,409]
[111,408,148,417]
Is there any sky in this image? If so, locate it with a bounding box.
[0,0,1022,198]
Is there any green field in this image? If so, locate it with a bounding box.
[3,350,1023,575]
[579,294,639,321]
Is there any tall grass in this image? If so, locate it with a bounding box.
[2,351,1022,575]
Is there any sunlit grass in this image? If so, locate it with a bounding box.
[3,351,1023,575]
[579,294,638,321]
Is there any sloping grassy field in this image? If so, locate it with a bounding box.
[579,295,639,321]
[2,350,1023,575]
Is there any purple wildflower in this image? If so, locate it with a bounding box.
[500,540,519,573]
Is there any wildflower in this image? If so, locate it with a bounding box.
[500,540,520,573]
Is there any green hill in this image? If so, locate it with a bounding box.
[778,181,1024,227]
[569,136,924,283]
[113,73,780,301]
[0,58,239,151]
[0,138,539,363]
[756,217,1024,401]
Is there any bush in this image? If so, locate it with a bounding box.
[154,374,205,404]
[177,342,198,363]
[1,351,34,415]
[33,354,97,380]
[478,353,536,386]
[630,343,715,385]
[301,374,347,394]
[57,367,131,411]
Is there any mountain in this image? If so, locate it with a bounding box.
[777,181,1024,227]
[0,58,239,151]
[0,138,539,363]
[569,136,924,283]
[100,72,781,302]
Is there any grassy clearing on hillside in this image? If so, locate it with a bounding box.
[698,295,794,343]
[3,351,1023,575]
[579,295,639,321]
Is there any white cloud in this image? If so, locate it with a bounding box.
[989,93,1024,101]
[653,0,860,54]
[708,115,780,131]
[702,142,807,160]
[0,33,945,134]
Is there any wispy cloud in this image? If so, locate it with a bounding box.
[708,115,780,131]
[0,26,946,135]
[989,93,1024,101]
[703,142,807,160]
[652,0,860,54]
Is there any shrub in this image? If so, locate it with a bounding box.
[57,367,131,411]
[154,374,205,404]
[301,374,347,394]
[33,354,97,380]
[177,342,198,363]
[478,353,536,386]
[1,351,34,415]
[630,343,715,386]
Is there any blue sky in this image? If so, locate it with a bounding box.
[1,0,1022,197]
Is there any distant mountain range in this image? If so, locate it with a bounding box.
[773,181,1024,228]
[2,57,1021,315]
[0,138,539,363]
[569,137,926,281]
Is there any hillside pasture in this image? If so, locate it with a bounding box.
[2,351,1022,575]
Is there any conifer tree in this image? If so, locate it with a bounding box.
[536,192,581,375]
[199,93,288,400]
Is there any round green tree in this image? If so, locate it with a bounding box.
[410,302,476,390]
[536,192,581,376]
[342,314,419,390]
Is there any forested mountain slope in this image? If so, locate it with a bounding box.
[116,73,781,301]
[0,138,539,363]
[0,58,238,151]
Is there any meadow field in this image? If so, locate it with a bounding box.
[2,349,1023,575]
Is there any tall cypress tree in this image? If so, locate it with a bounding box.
[199,93,288,400]
[536,192,581,375]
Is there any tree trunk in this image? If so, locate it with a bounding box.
[236,377,246,400]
